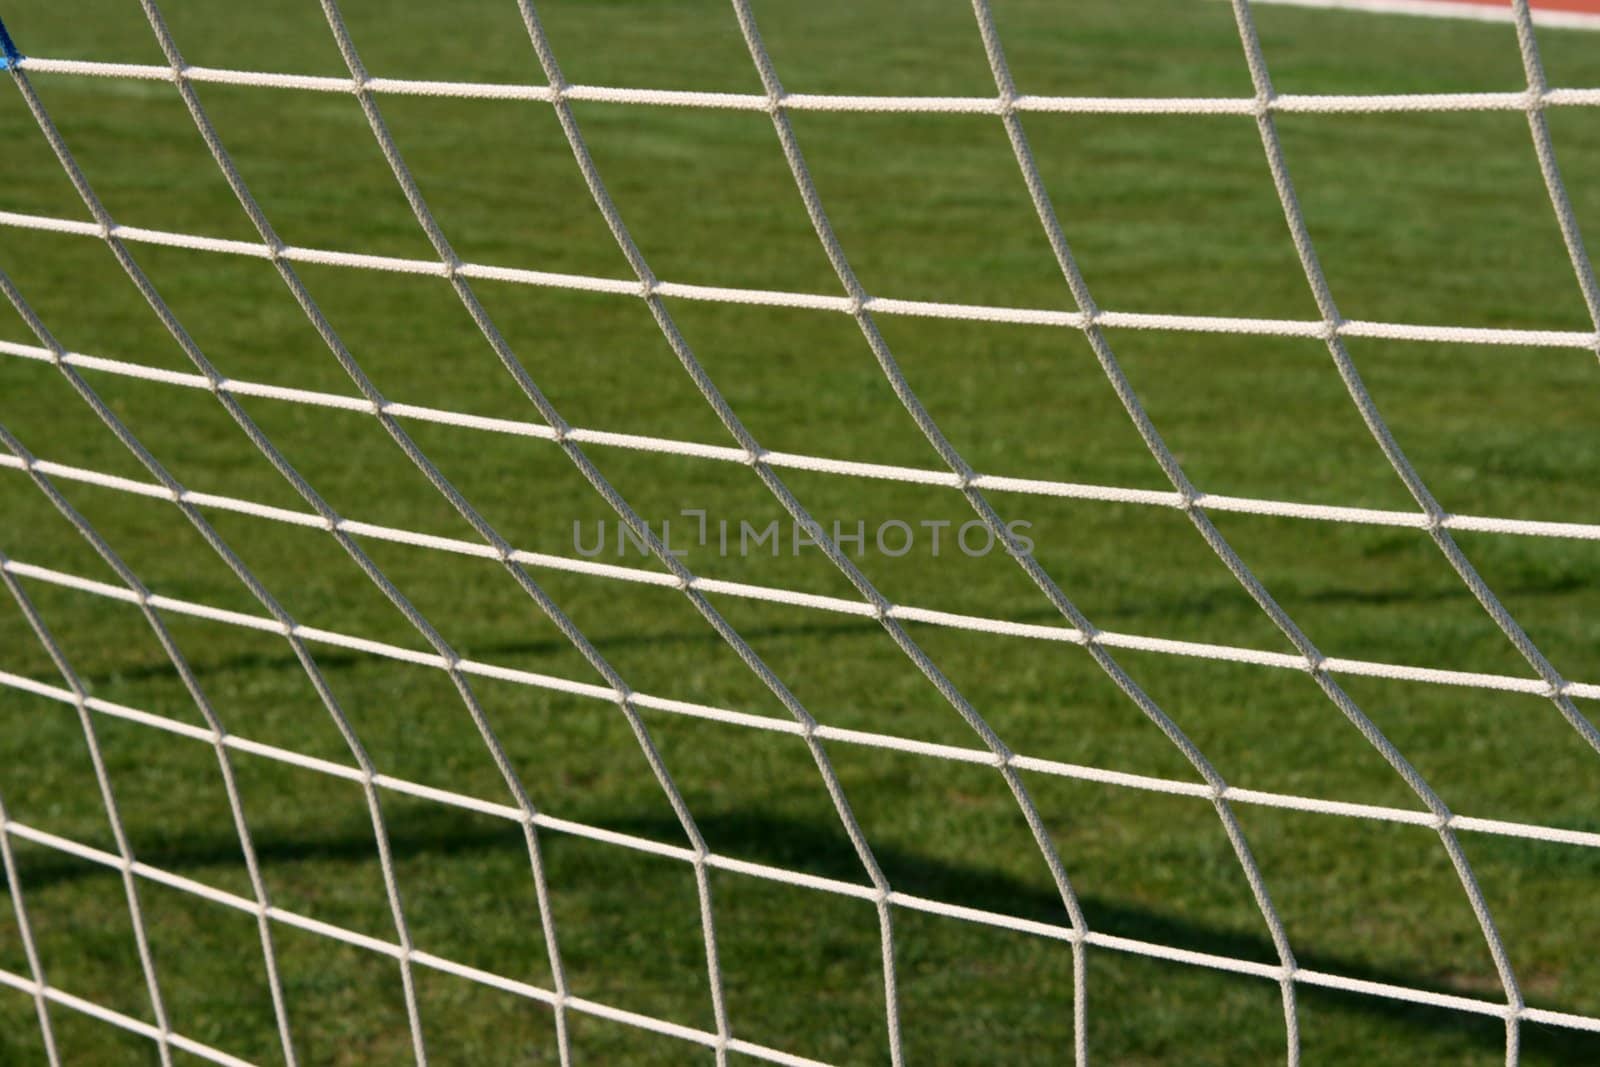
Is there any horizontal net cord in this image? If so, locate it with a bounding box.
[5,813,1598,1038]
[7,458,1600,704]
[6,339,1600,543]
[0,829,828,1067]
[0,968,251,1067]
[15,56,1600,116]
[0,8,1586,1063]
[3,16,1587,1062]
[5,574,1600,856]
[3,208,1596,352]
[0,967,829,1067]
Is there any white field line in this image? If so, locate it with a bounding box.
[1250,0,1600,31]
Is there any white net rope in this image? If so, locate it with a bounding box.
[0,1,1596,1064]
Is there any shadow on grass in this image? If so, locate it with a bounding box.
[5,801,1593,1061]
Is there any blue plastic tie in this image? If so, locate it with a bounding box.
[0,15,22,71]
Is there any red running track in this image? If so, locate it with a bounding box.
[1450,0,1600,12]
[1260,0,1600,25]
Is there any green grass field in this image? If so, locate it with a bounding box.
[2,1,1600,1063]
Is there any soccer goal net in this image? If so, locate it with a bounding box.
[1,0,1598,1064]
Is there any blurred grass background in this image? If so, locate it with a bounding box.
[2,0,1600,1063]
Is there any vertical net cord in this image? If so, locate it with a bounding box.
[492,9,911,951]
[313,2,762,1057]
[0,5,1591,1063]
[142,3,830,1059]
[1228,2,1600,758]
[0,70,450,1066]
[0,423,298,1067]
[960,0,1590,1057]
[724,2,1342,1060]
[312,2,994,1060]
[1,42,740,1055]
[0,550,174,1064]
[1509,0,1600,352]
[514,4,1157,1061]
[143,2,908,1059]
[1224,2,1579,1058]
[0,264,433,1067]
[959,2,1316,1055]
[0,775,60,1064]
[518,0,1215,1057]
